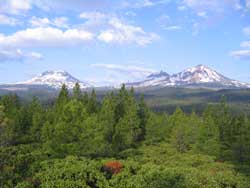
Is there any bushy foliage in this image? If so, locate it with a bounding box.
[1,84,250,188]
[103,161,123,175]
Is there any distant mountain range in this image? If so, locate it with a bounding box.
[15,70,91,89]
[1,65,250,91]
[126,65,250,89]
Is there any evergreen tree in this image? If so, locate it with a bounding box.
[231,115,249,163]
[145,112,169,143]
[100,93,116,149]
[29,97,45,142]
[87,89,98,114]
[73,82,82,101]
[170,108,200,152]
[137,95,148,142]
[56,84,69,108]
[0,94,20,118]
[195,106,220,157]
[42,100,87,157]
[0,105,13,146]
[82,92,89,105]
[112,86,141,152]
[213,96,232,160]
[114,84,128,123]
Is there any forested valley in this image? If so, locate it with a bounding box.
[1,83,250,188]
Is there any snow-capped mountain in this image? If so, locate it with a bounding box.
[1,65,250,91]
[15,70,91,89]
[126,71,172,88]
[127,65,250,89]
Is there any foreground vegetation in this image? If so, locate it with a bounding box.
[0,84,250,188]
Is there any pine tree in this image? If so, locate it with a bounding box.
[56,84,69,107]
[112,86,141,152]
[0,105,13,146]
[214,96,232,160]
[100,93,116,145]
[231,115,249,163]
[73,82,82,101]
[170,108,198,152]
[87,89,98,114]
[136,95,148,142]
[42,100,88,157]
[29,97,45,142]
[0,94,20,118]
[114,84,128,123]
[195,106,220,157]
[82,92,89,105]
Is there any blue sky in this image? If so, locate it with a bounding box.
[0,0,250,86]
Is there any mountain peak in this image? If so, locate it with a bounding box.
[196,64,206,68]
[7,65,250,90]
[40,70,69,76]
[17,70,91,89]
[171,64,228,84]
[127,65,250,89]
[184,64,212,73]
[147,70,169,79]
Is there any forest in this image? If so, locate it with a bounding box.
[0,83,250,188]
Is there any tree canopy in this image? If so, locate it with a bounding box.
[0,83,250,188]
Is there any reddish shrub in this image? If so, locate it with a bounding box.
[216,160,224,163]
[103,161,123,175]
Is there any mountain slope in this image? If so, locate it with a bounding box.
[1,65,249,91]
[127,65,250,89]
[15,70,91,89]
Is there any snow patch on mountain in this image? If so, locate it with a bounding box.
[127,65,250,89]
[16,70,91,89]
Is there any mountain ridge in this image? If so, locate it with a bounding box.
[126,65,250,89]
[2,65,250,90]
[13,70,91,89]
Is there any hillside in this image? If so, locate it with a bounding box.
[1,85,250,188]
[1,86,250,115]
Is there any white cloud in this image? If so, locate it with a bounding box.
[92,63,155,74]
[192,22,200,35]
[179,0,248,35]
[91,63,156,85]
[157,14,182,31]
[157,14,170,27]
[191,0,218,7]
[243,26,250,36]
[53,17,69,28]
[30,17,51,27]
[165,25,182,31]
[181,0,220,10]
[7,0,170,13]
[0,49,42,62]
[178,5,187,10]
[30,16,69,28]
[0,12,158,49]
[79,11,108,29]
[230,50,250,59]
[197,11,207,17]
[125,11,137,17]
[0,14,19,26]
[231,27,250,59]
[122,0,169,8]
[246,0,250,9]
[180,0,249,15]
[32,0,112,12]
[79,12,159,46]
[80,11,106,20]
[241,41,250,48]
[98,17,159,46]
[0,0,31,14]
[0,27,94,49]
